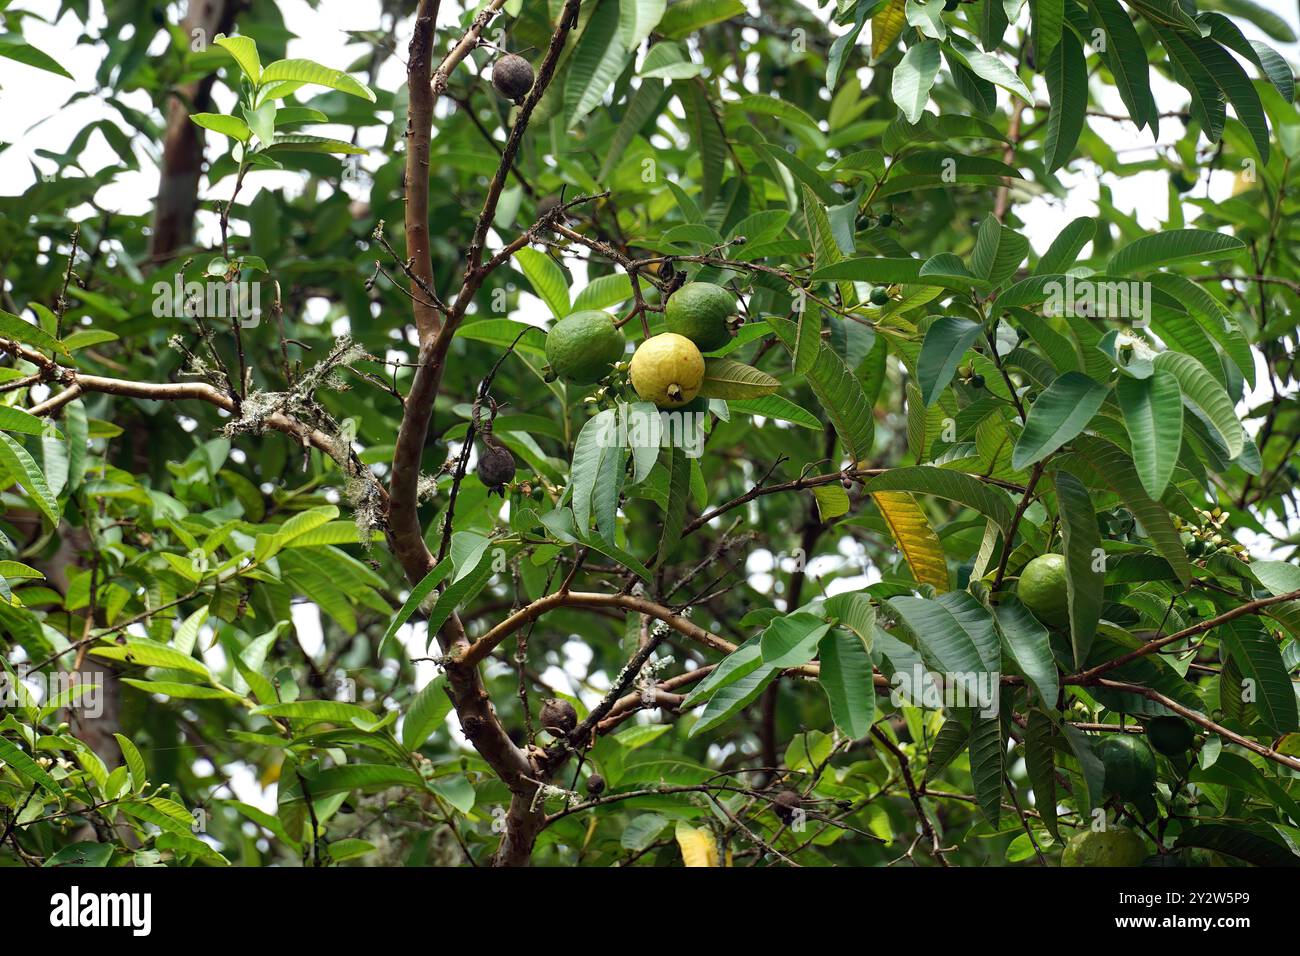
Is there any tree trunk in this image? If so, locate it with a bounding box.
[150,0,242,262]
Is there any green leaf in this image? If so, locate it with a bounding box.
[655,446,691,568]
[728,395,821,429]
[1219,620,1298,735]
[658,0,745,38]
[120,679,235,700]
[677,80,726,205]
[761,613,832,668]
[0,35,73,78]
[689,667,777,737]
[892,40,941,124]
[619,0,667,49]
[995,598,1059,705]
[863,466,1014,532]
[1086,0,1157,130]
[113,733,148,790]
[0,405,48,437]
[570,409,623,542]
[572,274,633,312]
[403,676,453,750]
[1054,469,1104,667]
[284,764,422,798]
[378,559,450,658]
[923,714,971,782]
[889,591,1000,676]
[429,774,476,814]
[0,736,60,794]
[1061,724,1106,814]
[253,700,377,725]
[565,0,628,128]
[823,592,876,652]
[1036,217,1096,275]
[968,713,1004,826]
[697,358,780,400]
[1179,28,1272,161]
[517,247,571,319]
[191,112,252,143]
[812,482,850,521]
[258,59,375,102]
[811,257,924,284]
[1116,370,1182,499]
[264,133,367,155]
[682,636,764,708]
[1011,372,1109,470]
[947,37,1033,102]
[916,316,983,406]
[1032,0,1065,62]
[1108,229,1246,274]
[214,34,262,83]
[599,80,666,180]
[1174,824,1299,867]
[1059,436,1192,586]
[0,432,59,525]
[1152,351,1243,460]
[0,310,70,356]
[970,214,1029,287]
[1043,28,1086,172]
[818,629,877,739]
[768,317,875,461]
[1024,709,1060,839]
[90,639,210,678]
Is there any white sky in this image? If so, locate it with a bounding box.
[3,1,1296,816]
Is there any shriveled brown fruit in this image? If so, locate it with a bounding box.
[772,789,802,824]
[584,773,605,796]
[540,697,577,737]
[492,53,534,104]
[476,443,516,495]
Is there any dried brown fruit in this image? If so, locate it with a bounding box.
[540,697,577,737]
[476,443,516,495]
[492,53,534,104]
[772,788,802,824]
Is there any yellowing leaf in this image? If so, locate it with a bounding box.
[871,0,907,61]
[675,823,719,867]
[872,490,949,591]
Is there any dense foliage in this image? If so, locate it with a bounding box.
[0,0,1298,868]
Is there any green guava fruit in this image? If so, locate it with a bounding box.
[1145,716,1194,756]
[664,282,738,352]
[1061,827,1147,867]
[1019,553,1069,627]
[869,287,891,306]
[1099,734,1157,800]
[544,310,626,385]
[629,333,705,408]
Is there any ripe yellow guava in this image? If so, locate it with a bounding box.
[629,333,705,408]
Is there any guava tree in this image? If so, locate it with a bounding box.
[0,0,1298,869]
